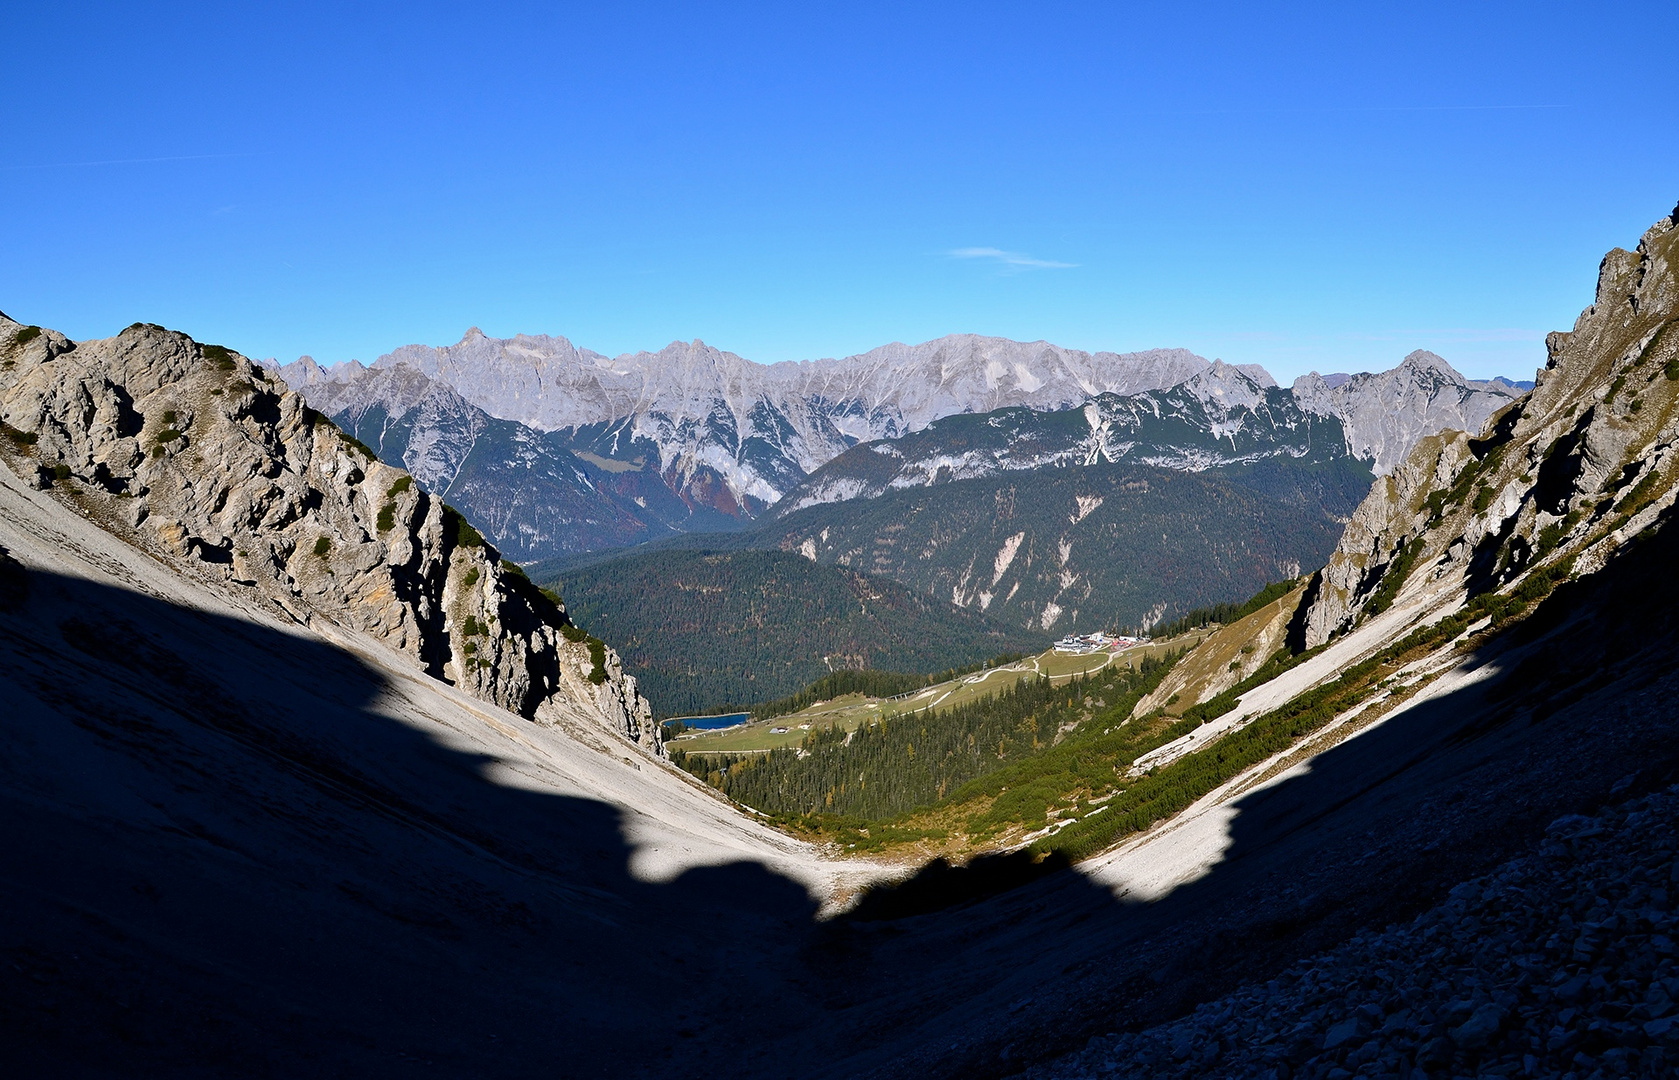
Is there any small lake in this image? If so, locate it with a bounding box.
[663,712,750,731]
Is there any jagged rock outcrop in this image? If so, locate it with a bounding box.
[1298,431,1476,645]
[1293,350,1523,475]
[1301,204,1679,646]
[0,316,657,752]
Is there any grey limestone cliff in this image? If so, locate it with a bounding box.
[1300,204,1679,645]
[1292,350,1522,475]
[0,316,657,752]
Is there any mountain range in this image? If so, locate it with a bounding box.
[775,359,1359,513]
[276,334,1217,524]
[276,336,1524,562]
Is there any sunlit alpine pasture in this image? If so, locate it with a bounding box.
[669,632,1209,756]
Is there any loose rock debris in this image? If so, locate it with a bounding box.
[1032,783,1679,1079]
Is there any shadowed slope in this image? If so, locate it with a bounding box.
[0,561,843,1077]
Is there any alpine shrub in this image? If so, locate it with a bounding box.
[201,344,237,371]
[444,505,483,548]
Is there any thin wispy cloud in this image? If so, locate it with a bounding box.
[950,247,1076,270]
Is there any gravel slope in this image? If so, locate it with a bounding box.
[1032,782,1679,1080]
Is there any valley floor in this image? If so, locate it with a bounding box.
[667,636,1193,757]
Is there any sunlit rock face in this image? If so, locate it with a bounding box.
[0,316,656,752]
[1292,350,1524,475]
[1300,204,1679,646]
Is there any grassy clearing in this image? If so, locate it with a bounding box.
[678,653,1188,853]
[669,635,1203,756]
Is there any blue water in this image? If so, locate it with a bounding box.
[663,712,749,731]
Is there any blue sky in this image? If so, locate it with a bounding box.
[3,2,1675,383]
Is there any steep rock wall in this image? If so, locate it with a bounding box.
[0,317,656,752]
[1301,203,1679,646]
[1300,432,1473,645]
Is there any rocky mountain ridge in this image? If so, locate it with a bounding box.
[0,315,657,752]
[280,337,1521,562]
[279,333,1219,519]
[777,361,1363,513]
[1292,349,1524,474]
[1298,208,1679,650]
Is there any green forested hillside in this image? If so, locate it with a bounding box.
[673,657,1177,820]
[728,463,1355,634]
[669,648,1219,857]
[544,550,1048,717]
